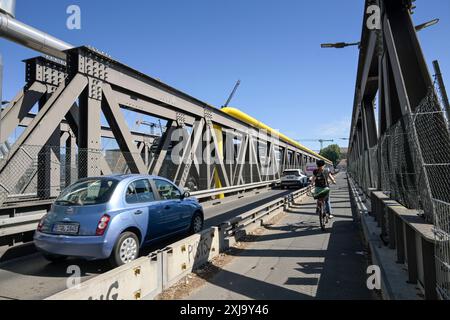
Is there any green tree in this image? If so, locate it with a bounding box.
[320,144,341,167]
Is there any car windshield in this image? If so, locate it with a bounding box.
[55,178,119,206]
[283,170,301,177]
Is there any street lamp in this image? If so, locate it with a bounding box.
[415,18,439,32]
[320,42,360,49]
[321,18,438,50]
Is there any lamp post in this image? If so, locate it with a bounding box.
[415,19,439,32]
[320,19,438,50]
[320,42,360,49]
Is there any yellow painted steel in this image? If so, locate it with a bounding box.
[213,124,225,199]
[221,107,332,165]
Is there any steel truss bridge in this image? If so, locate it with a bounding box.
[0,0,449,300]
[0,0,330,246]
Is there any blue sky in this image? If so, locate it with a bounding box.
[1,0,449,152]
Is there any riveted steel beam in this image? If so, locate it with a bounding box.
[102,84,147,174]
[0,74,87,199]
[0,82,47,144]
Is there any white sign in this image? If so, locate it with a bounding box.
[305,163,317,176]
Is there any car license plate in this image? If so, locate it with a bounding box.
[53,223,79,235]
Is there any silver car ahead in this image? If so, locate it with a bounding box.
[280,169,308,189]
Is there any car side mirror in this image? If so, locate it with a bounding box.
[182,191,190,199]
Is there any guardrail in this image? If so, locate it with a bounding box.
[45,185,311,300]
[190,179,279,200]
[0,179,279,246]
[348,176,438,300]
[0,211,46,238]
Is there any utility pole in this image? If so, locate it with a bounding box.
[433,60,450,123]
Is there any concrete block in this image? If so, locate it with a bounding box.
[162,227,219,289]
[46,252,162,300]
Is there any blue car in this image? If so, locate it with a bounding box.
[34,174,204,267]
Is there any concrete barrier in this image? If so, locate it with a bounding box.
[162,227,219,289]
[350,176,438,300]
[219,198,286,249]
[46,251,163,300]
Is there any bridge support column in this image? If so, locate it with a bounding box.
[37,92,61,198]
[65,130,76,187]
[78,91,102,178]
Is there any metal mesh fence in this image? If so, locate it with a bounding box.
[0,144,285,206]
[349,85,450,300]
[434,199,450,300]
[414,87,450,300]
[0,146,131,206]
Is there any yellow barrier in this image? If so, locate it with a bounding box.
[213,124,224,199]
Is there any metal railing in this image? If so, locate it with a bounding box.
[191,179,279,200]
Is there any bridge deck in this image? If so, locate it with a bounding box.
[184,174,376,300]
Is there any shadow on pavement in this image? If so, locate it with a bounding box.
[194,264,314,300]
[194,218,373,299]
[189,177,374,300]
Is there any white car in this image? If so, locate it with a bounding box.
[280,169,308,189]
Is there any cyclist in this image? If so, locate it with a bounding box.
[310,160,336,219]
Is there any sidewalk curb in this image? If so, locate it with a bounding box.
[360,212,395,300]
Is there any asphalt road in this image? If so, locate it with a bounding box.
[0,188,292,300]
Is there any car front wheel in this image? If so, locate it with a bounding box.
[190,212,204,234]
[109,231,140,268]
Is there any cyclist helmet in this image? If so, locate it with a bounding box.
[316,160,326,167]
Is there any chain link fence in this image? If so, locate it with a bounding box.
[0,144,286,207]
[0,146,132,206]
[349,84,450,300]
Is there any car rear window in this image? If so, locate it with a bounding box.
[283,170,301,176]
[55,178,119,206]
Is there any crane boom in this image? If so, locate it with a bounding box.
[222,80,241,108]
[296,138,334,151]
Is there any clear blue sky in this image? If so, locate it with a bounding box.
[1,0,449,152]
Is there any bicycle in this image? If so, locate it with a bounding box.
[307,188,330,231]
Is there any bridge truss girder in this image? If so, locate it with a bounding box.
[0,46,322,205]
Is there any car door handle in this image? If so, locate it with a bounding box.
[134,210,143,215]
[164,205,171,210]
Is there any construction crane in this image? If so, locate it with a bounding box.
[297,139,334,151]
[136,119,163,136]
[222,80,241,108]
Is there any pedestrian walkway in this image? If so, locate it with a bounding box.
[185,174,376,300]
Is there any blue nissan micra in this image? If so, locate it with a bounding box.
[34,174,204,267]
